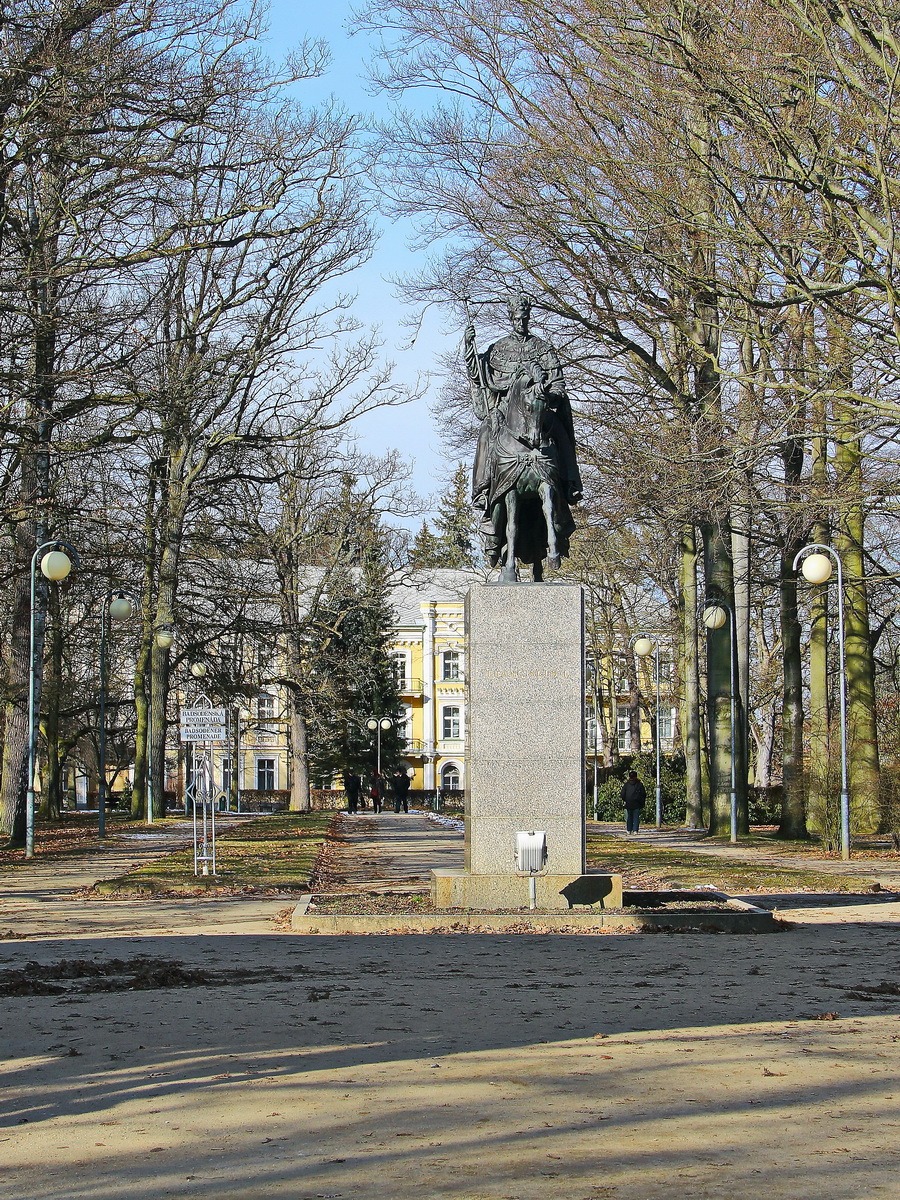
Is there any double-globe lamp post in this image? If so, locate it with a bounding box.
[701,598,739,845]
[27,541,80,859]
[631,635,663,829]
[793,544,851,861]
[366,716,393,777]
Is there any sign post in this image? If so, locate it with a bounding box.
[180,707,227,744]
[180,703,226,875]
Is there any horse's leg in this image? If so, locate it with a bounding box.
[540,481,561,571]
[500,489,518,582]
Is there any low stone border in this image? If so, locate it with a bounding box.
[290,897,776,935]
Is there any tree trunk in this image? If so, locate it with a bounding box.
[752,708,776,790]
[828,302,880,834]
[779,543,808,837]
[678,524,703,827]
[807,399,830,827]
[150,464,185,819]
[131,470,160,819]
[779,432,809,838]
[702,517,746,834]
[290,704,311,811]
[833,434,881,832]
[731,483,751,792]
[149,639,170,818]
[131,648,150,820]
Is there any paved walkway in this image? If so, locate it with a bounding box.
[592,821,900,887]
[0,818,289,939]
[315,810,464,892]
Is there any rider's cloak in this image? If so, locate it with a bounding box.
[466,331,582,566]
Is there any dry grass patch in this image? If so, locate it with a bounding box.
[586,830,876,892]
[92,812,333,896]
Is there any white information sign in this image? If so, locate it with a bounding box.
[180,707,227,744]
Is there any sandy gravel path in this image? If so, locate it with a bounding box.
[1,814,899,1199]
[2,921,900,1200]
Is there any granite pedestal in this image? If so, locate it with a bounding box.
[430,582,619,911]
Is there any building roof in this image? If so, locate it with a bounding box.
[390,568,486,625]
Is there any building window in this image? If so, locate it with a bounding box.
[659,707,676,747]
[390,651,408,688]
[221,756,233,796]
[442,705,461,739]
[616,705,631,753]
[442,650,461,681]
[256,758,276,791]
[393,705,411,743]
[441,762,461,791]
[256,693,275,733]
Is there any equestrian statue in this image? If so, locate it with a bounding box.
[464,292,582,582]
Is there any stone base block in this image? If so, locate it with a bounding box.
[431,867,622,911]
[465,583,586,875]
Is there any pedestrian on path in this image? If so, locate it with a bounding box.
[343,770,361,814]
[369,773,385,814]
[391,769,411,813]
[621,771,647,833]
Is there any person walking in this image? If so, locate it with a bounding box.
[621,770,647,834]
[369,772,385,814]
[343,770,361,814]
[391,768,411,813]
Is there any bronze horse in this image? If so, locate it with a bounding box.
[484,361,575,582]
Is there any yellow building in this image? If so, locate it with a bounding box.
[389,569,479,792]
[169,569,675,806]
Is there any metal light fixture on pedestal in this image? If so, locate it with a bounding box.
[631,634,664,829]
[366,716,393,776]
[793,544,851,860]
[145,624,175,824]
[701,599,738,844]
[26,541,79,859]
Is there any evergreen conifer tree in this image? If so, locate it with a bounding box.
[307,483,405,781]
[432,464,479,568]
[410,519,442,567]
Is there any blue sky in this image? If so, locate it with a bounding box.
[258,0,459,511]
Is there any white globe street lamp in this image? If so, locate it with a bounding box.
[702,603,728,630]
[190,661,207,678]
[40,549,73,581]
[109,593,134,621]
[155,626,174,650]
[27,540,80,858]
[702,599,738,843]
[793,543,851,859]
[801,552,833,585]
[630,633,664,829]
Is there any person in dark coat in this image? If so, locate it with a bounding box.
[391,769,411,813]
[621,771,647,833]
[369,772,385,814]
[343,770,361,814]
